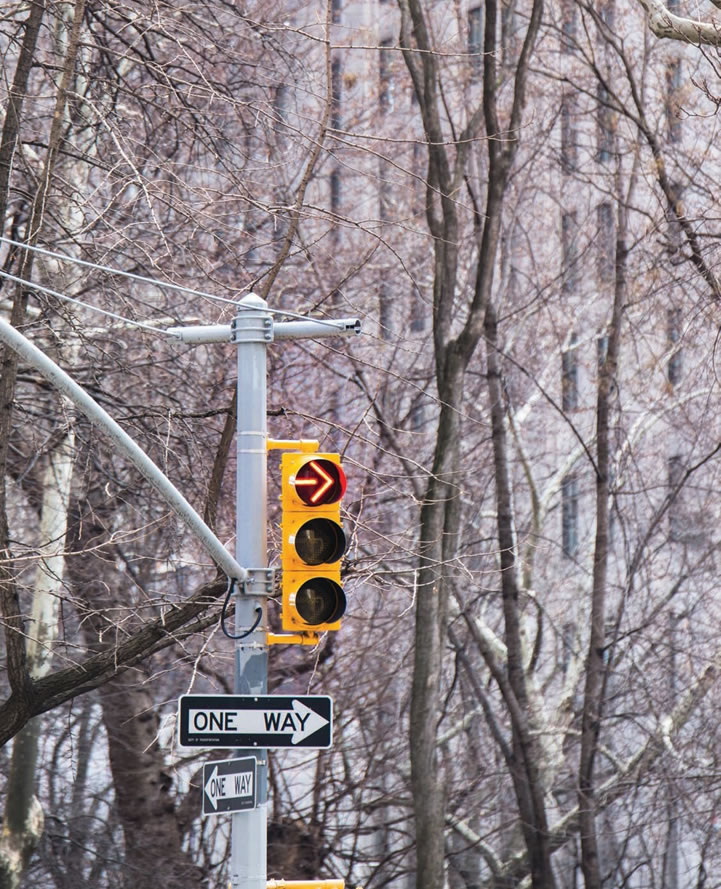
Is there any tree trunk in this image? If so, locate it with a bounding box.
[398,0,544,880]
[485,300,556,889]
[99,672,206,889]
[411,392,463,889]
[578,200,627,889]
[0,431,74,888]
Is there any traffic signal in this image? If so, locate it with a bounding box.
[281,452,347,632]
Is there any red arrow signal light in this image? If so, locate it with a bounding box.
[294,459,346,506]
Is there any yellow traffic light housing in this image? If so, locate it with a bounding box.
[281,453,347,632]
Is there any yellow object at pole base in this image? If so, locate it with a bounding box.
[266,882,345,889]
[266,631,322,646]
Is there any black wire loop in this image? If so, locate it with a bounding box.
[220,578,262,639]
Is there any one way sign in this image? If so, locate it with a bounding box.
[178,694,333,749]
[202,757,256,816]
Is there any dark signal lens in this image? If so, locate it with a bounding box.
[295,579,346,626]
[295,518,346,565]
[294,459,346,506]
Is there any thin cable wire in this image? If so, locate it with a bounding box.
[0,234,241,305]
[0,235,357,330]
[0,267,177,335]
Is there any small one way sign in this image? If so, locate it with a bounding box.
[178,694,333,749]
[202,757,256,816]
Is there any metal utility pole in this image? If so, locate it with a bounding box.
[222,294,360,889]
[230,294,271,889]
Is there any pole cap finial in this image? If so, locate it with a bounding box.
[238,292,268,309]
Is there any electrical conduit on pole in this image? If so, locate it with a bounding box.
[231,294,271,889]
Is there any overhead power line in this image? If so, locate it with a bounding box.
[0,234,241,307]
[0,267,176,335]
[0,236,359,332]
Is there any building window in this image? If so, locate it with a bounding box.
[560,92,577,174]
[501,2,519,65]
[666,59,682,143]
[667,307,682,385]
[667,454,704,545]
[331,57,342,131]
[602,620,616,665]
[600,0,615,29]
[274,84,288,123]
[561,621,576,672]
[331,0,342,23]
[666,181,684,264]
[561,210,579,294]
[379,158,392,223]
[330,168,341,214]
[411,141,424,218]
[503,223,522,296]
[607,466,616,545]
[597,84,613,163]
[410,399,426,431]
[561,0,577,52]
[562,474,579,557]
[562,332,579,411]
[274,84,289,150]
[597,333,608,372]
[668,455,683,542]
[379,278,391,340]
[597,202,615,282]
[410,283,426,332]
[469,6,483,76]
[379,39,395,113]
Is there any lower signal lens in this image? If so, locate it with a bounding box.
[295,579,346,626]
[295,518,346,566]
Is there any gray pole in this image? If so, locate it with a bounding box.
[230,294,271,889]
